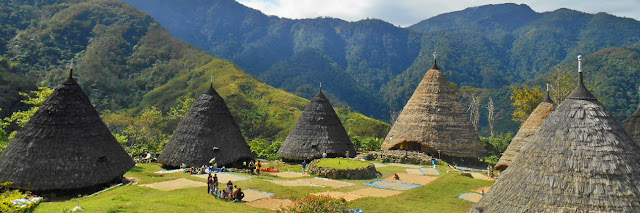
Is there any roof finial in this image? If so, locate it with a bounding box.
[578,55,582,73]
[546,83,549,92]
[210,75,214,88]
[431,51,440,70]
[68,58,74,79]
[320,82,322,92]
[543,83,554,103]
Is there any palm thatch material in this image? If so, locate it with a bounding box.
[381,60,486,158]
[158,85,253,168]
[0,71,134,192]
[470,70,640,212]
[494,91,556,171]
[623,106,640,145]
[277,90,356,161]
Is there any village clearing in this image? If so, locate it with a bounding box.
[35,161,493,212]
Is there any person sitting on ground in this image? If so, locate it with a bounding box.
[234,188,244,202]
[225,182,233,200]
[180,163,187,169]
[232,185,239,200]
[221,190,228,199]
[394,173,400,180]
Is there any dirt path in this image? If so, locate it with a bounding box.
[383,173,438,185]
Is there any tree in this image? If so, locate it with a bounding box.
[167,92,196,120]
[0,108,8,153]
[544,65,576,104]
[510,85,543,124]
[460,86,488,131]
[486,96,497,137]
[3,87,54,140]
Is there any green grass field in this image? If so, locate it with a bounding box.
[312,158,372,169]
[35,161,493,212]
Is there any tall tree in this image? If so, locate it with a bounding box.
[510,85,543,124]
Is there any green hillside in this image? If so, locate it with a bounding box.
[0,0,389,147]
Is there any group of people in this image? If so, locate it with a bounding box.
[242,160,262,176]
[208,173,244,202]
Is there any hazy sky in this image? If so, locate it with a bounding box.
[237,0,640,27]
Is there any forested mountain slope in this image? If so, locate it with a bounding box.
[125,0,640,130]
[0,0,389,141]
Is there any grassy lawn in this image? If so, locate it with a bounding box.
[312,158,372,169]
[35,162,493,212]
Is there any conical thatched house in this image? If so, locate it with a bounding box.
[494,89,556,171]
[381,59,486,160]
[470,57,640,212]
[623,105,640,145]
[0,69,134,192]
[158,84,253,168]
[277,88,356,161]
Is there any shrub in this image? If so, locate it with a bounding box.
[278,195,354,213]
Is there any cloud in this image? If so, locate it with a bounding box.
[237,0,640,27]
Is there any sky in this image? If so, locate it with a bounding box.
[236,0,640,27]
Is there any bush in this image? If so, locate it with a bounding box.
[248,139,283,160]
[0,182,37,213]
[278,196,354,213]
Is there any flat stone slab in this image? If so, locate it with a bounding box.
[246,198,293,211]
[270,171,310,178]
[373,163,389,167]
[305,178,354,188]
[194,173,250,183]
[154,168,185,174]
[140,178,206,191]
[313,191,362,201]
[363,180,421,191]
[421,168,440,175]
[458,192,483,203]
[242,189,274,202]
[383,173,438,186]
[268,179,319,187]
[405,168,424,175]
[348,188,402,197]
[470,173,495,181]
[388,163,424,169]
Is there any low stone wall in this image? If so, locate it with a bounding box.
[354,150,433,165]
[307,159,378,179]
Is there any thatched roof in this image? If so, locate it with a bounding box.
[495,91,556,171]
[0,70,134,192]
[381,60,486,158]
[623,105,640,145]
[158,84,253,167]
[277,89,356,161]
[470,69,640,212]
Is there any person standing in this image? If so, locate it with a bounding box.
[302,160,307,174]
[248,161,255,175]
[207,173,213,195]
[213,173,219,193]
[256,161,262,176]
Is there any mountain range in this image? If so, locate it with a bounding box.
[2,0,640,138]
[124,0,640,134]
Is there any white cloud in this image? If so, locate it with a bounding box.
[237,0,640,27]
